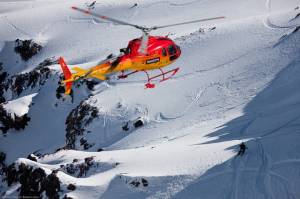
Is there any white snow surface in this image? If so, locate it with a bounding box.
[2,93,37,118]
[0,0,300,198]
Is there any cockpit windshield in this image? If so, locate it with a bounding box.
[168,45,177,55]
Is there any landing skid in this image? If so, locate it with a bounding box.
[118,68,180,88]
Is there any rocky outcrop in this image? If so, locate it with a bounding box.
[129,178,149,188]
[0,58,55,102]
[65,102,99,149]
[11,58,53,96]
[3,163,60,199]
[14,39,42,61]
[122,117,145,132]
[55,78,98,103]
[60,156,97,177]
[0,152,6,176]
[0,63,8,103]
[0,105,30,134]
[67,183,76,191]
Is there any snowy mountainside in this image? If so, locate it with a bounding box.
[1,0,300,198]
[2,93,37,118]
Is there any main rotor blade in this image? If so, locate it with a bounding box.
[71,6,144,30]
[151,16,225,30]
[138,33,149,55]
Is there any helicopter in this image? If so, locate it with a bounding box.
[59,6,225,94]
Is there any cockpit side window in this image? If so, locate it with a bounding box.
[126,47,131,54]
[162,48,167,56]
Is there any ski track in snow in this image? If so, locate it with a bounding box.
[227,157,239,199]
[263,0,300,30]
[256,139,274,199]
[1,15,33,37]
[225,139,298,199]
[172,50,253,80]
[260,114,300,138]
[196,141,298,199]
[263,17,298,29]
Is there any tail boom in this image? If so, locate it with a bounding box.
[58,57,110,94]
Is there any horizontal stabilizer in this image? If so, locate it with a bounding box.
[72,67,87,74]
[90,73,107,80]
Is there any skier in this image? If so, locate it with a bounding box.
[237,142,247,156]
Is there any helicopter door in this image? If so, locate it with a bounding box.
[161,48,168,65]
[168,45,177,61]
[162,48,167,57]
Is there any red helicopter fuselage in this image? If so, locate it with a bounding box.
[110,35,181,72]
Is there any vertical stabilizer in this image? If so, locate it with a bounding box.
[58,57,72,95]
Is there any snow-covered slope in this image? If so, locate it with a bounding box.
[1,0,300,198]
[2,93,37,117]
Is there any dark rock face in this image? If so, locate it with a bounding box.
[65,102,99,150]
[133,119,144,128]
[19,165,46,198]
[27,154,38,162]
[67,183,76,191]
[0,58,55,102]
[0,152,6,176]
[63,195,74,199]
[14,39,42,61]
[4,163,18,187]
[11,59,52,96]
[0,58,56,134]
[130,180,140,187]
[60,156,97,177]
[3,163,61,199]
[84,80,99,91]
[0,105,31,134]
[122,117,145,132]
[43,172,60,199]
[56,84,65,100]
[122,122,129,131]
[0,152,6,165]
[129,178,149,188]
[0,63,8,103]
[80,137,93,150]
[141,178,148,187]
